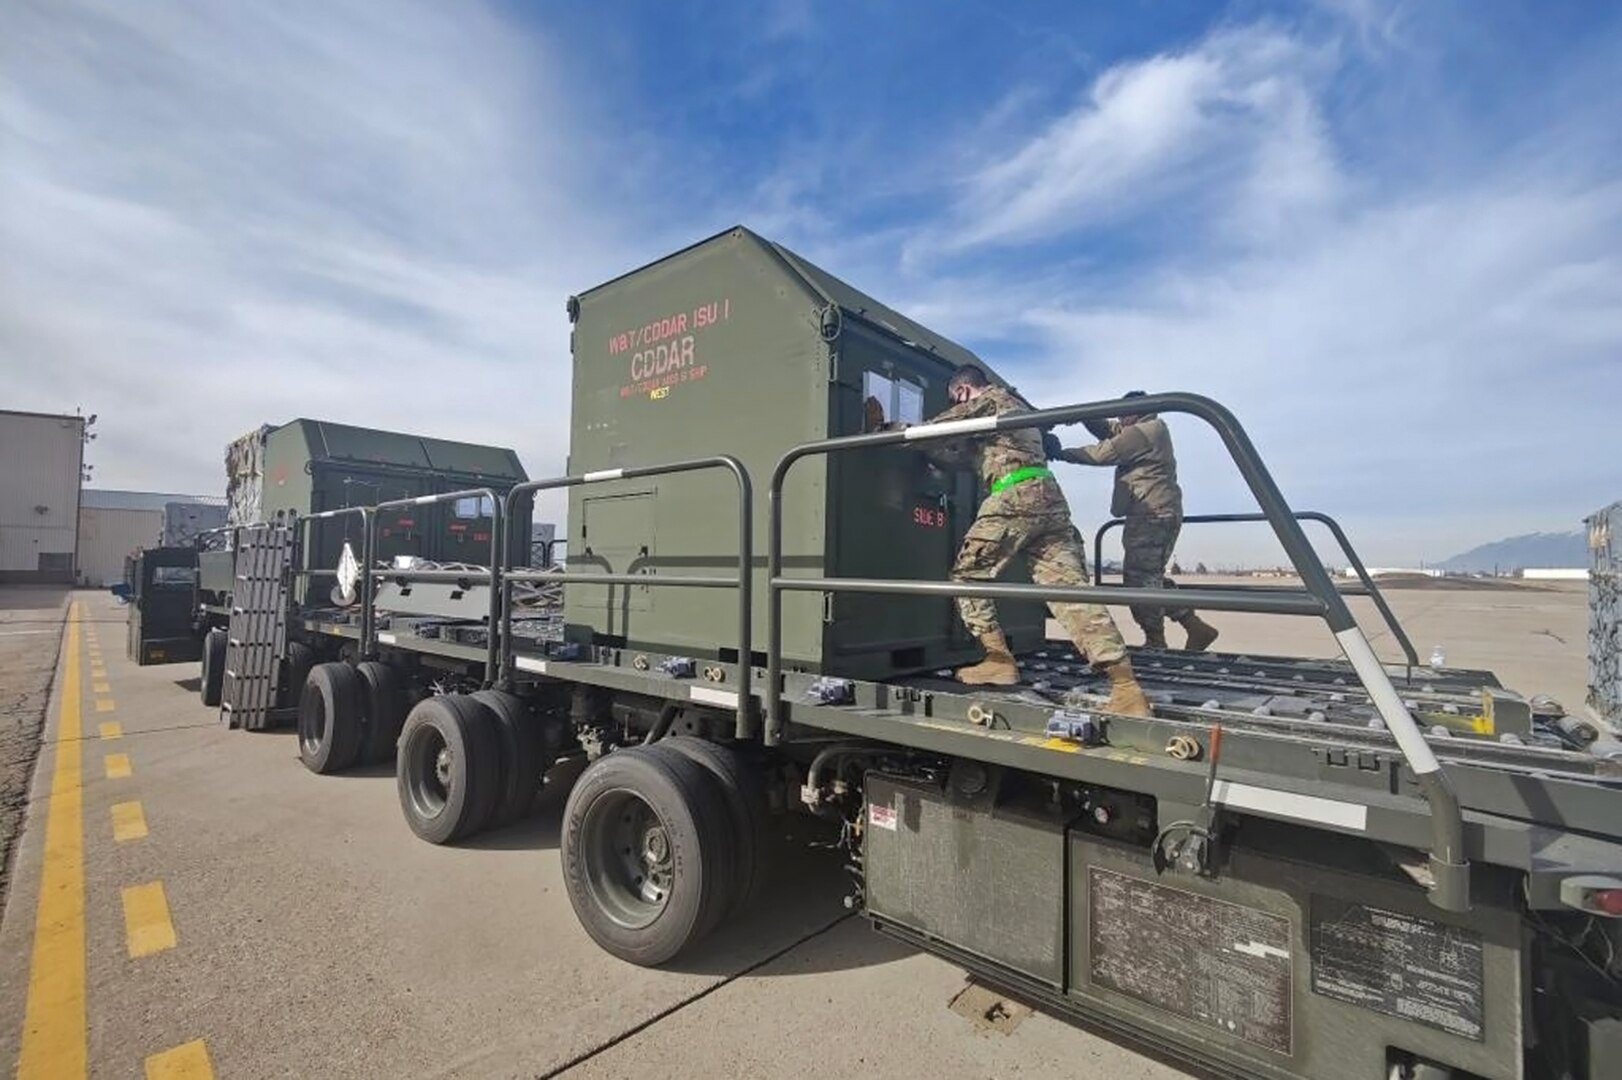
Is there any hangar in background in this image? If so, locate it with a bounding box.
[77,489,226,588]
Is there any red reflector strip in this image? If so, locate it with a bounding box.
[1593,888,1622,916]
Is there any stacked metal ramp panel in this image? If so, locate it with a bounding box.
[220,523,295,731]
[1589,500,1621,727]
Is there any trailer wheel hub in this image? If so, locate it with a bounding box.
[642,826,670,867]
[579,792,674,929]
[434,747,454,786]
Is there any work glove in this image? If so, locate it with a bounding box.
[1082,417,1115,441]
[1042,431,1065,460]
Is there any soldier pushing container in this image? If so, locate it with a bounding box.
[886,365,1152,717]
[1048,391,1219,652]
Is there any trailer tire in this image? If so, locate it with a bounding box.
[397,694,501,844]
[278,641,315,712]
[297,662,365,774]
[200,628,226,707]
[651,737,770,916]
[471,689,545,828]
[562,746,735,966]
[356,661,407,764]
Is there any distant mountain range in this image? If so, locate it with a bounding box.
[1436,531,1588,572]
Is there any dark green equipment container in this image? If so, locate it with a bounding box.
[563,226,1046,679]
[208,419,532,603]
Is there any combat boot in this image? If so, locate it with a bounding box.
[956,629,1019,686]
[1179,615,1219,653]
[1141,624,1168,650]
[1098,657,1152,717]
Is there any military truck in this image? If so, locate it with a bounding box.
[209,228,1620,1080]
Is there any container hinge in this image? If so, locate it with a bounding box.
[823,593,834,623]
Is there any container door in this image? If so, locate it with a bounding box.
[576,491,658,641]
[827,339,969,674]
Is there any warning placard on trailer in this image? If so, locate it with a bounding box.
[1310,898,1484,1041]
[1088,867,1294,1056]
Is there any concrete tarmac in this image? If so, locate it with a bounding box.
[0,581,1597,1078]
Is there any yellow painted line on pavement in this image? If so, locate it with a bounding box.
[99,721,122,740]
[121,882,177,957]
[90,667,106,679]
[92,681,110,695]
[105,753,132,779]
[112,802,148,842]
[16,603,85,1080]
[95,699,116,713]
[146,1039,215,1079]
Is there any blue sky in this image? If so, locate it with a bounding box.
[2,0,1618,566]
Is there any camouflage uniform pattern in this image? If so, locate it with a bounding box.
[1122,514,1192,632]
[925,387,1127,665]
[1062,414,1192,639]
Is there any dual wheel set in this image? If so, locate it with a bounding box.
[561,738,772,964]
[337,681,772,965]
[218,631,774,965]
[296,666,556,843]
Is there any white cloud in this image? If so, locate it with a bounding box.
[0,0,646,527]
[865,20,1622,566]
[929,26,1341,253]
[1004,178,1622,566]
[2,1,1616,572]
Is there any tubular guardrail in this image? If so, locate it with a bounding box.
[497,456,753,739]
[193,524,237,553]
[368,489,504,683]
[1092,510,1420,669]
[764,391,1469,913]
[292,507,375,656]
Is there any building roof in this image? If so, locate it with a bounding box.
[0,408,86,424]
[80,489,225,512]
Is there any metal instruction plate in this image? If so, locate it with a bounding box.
[1310,898,1484,1041]
[1088,867,1294,1056]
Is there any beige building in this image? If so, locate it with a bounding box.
[77,490,225,587]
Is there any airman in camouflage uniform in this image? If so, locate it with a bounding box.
[893,365,1151,716]
[1053,392,1219,652]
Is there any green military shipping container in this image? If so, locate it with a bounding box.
[563,226,1047,680]
[219,419,531,600]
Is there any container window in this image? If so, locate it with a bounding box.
[151,566,196,589]
[896,380,924,425]
[453,495,495,519]
[862,371,894,431]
